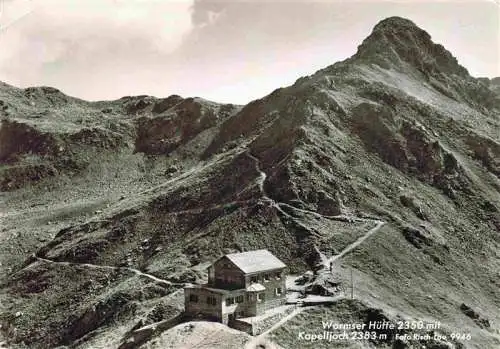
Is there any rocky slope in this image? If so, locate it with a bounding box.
[0,16,499,349]
[0,85,239,191]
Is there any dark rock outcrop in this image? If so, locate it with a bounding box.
[134,98,237,155]
[0,119,58,163]
[459,303,491,329]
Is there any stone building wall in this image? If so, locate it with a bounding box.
[184,287,224,321]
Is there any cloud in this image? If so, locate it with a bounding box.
[0,0,34,33]
[0,0,195,91]
[190,0,226,26]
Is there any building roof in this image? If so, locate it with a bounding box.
[246,283,266,292]
[224,249,286,274]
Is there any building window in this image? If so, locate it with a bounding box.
[257,293,265,302]
[275,287,283,296]
[189,294,199,303]
[226,297,234,305]
[263,274,270,282]
[275,272,282,280]
[206,296,217,306]
[250,276,258,283]
[247,294,253,302]
[236,295,244,303]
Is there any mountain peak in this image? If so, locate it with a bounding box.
[372,16,420,32]
[353,16,469,77]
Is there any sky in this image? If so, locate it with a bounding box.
[0,0,498,104]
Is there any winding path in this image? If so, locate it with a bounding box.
[239,151,388,345]
[34,255,183,287]
[328,220,385,263]
[19,150,384,286]
[8,148,388,349]
[246,150,386,266]
[245,151,327,233]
